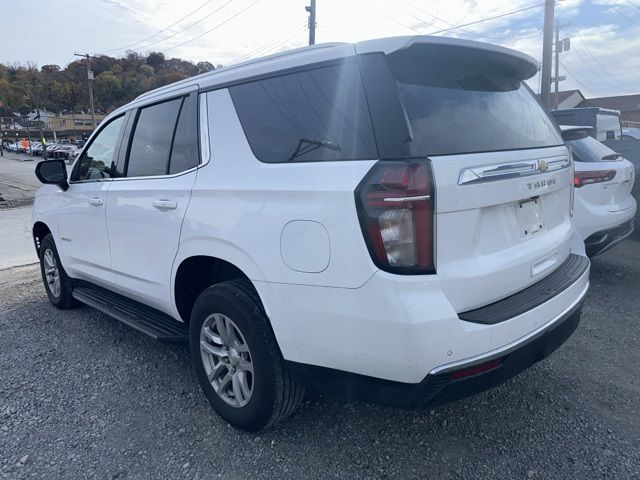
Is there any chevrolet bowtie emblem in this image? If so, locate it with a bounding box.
[537,160,549,172]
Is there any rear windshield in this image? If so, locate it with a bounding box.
[567,135,620,162]
[596,114,622,141]
[387,44,563,157]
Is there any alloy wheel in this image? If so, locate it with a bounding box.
[43,249,61,298]
[200,313,254,408]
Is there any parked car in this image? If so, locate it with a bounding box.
[51,145,76,160]
[32,36,590,431]
[45,143,62,157]
[69,146,83,160]
[561,126,636,256]
[32,143,44,156]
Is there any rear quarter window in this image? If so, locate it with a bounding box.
[229,62,378,163]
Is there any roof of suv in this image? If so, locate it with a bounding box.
[122,35,537,113]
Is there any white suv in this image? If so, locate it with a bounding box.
[32,36,590,431]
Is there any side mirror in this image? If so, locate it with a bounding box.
[35,159,69,191]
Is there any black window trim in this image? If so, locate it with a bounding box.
[115,92,202,182]
[69,112,128,184]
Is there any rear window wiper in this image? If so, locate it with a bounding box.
[601,153,622,161]
[287,138,341,162]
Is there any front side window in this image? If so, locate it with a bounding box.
[71,115,125,181]
[126,98,183,177]
[229,62,377,163]
[387,44,563,157]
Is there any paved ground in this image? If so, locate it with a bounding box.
[1,237,639,479]
[0,206,36,270]
[0,151,71,209]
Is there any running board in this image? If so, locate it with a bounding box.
[72,285,188,343]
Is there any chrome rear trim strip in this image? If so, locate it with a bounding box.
[458,156,570,185]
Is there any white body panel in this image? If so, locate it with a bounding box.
[106,172,197,313]
[32,35,591,387]
[430,146,574,311]
[43,180,115,284]
[174,89,378,291]
[573,159,636,240]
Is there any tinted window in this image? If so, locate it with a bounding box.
[388,44,563,157]
[127,98,182,177]
[568,135,620,162]
[230,62,377,163]
[596,114,621,141]
[72,115,125,181]
[169,95,200,174]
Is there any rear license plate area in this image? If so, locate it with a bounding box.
[518,198,544,237]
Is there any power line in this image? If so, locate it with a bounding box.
[428,2,546,35]
[600,0,640,26]
[253,27,307,58]
[403,1,514,40]
[160,0,263,54]
[98,0,215,54]
[229,25,307,64]
[624,0,640,10]
[572,30,626,91]
[108,0,237,54]
[559,59,599,97]
[391,2,545,42]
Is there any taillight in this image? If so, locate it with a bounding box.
[355,159,435,274]
[573,170,616,188]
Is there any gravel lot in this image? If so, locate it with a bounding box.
[1,239,639,479]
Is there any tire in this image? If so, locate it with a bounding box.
[189,279,305,431]
[39,234,77,309]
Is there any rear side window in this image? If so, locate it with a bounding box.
[169,95,200,174]
[387,44,563,157]
[127,98,182,177]
[229,62,378,163]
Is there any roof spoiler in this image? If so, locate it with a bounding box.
[355,35,539,80]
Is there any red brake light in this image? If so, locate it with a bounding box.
[355,160,435,274]
[573,170,616,188]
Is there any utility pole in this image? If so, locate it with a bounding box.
[74,53,96,130]
[305,0,316,46]
[26,81,47,159]
[554,23,560,109]
[552,24,570,110]
[540,0,555,108]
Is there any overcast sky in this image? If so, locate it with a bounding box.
[2,0,638,98]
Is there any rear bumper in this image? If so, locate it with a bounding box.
[584,218,634,257]
[288,299,584,408]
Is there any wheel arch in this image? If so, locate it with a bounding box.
[32,221,52,253]
[173,254,265,324]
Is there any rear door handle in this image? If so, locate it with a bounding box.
[152,199,177,211]
[89,197,103,206]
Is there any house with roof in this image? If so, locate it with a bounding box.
[579,94,640,127]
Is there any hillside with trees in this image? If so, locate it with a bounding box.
[0,52,217,116]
